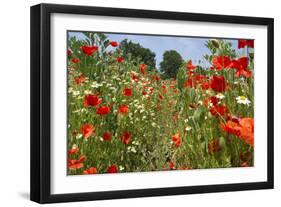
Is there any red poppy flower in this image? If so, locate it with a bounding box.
[210,75,227,92]
[187,70,194,77]
[80,123,94,139]
[230,57,248,71]
[123,88,133,97]
[71,57,80,63]
[221,117,254,147]
[247,40,254,48]
[83,167,97,174]
[209,96,219,106]
[96,106,111,115]
[131,73,139,82]
[201,81,210,90]
[139,63,147,74]
[74,75,86,85]
[81,45,98,55]
[238,39,254,49]
[107,164,118,173]
[67,49,72,56]
[237,118,254,146]
[169,161,175,170]
[109,41,118,47]
[230,57,251,78]
[153,75,160,81]
[212,56,232,70]
[68,145,79,155]
[184,78,195,88]
[142,90,147,96]
[172,133,181,147]
[116,56,124,63]
[162,85,167,94]
[149,87,154,94]
[121,131,131,145]
[204,96,219,107]
[68,155,86,170]
[195,75,206,82]
[83,94,102,107]
[186,60,196,70]
[236,69,252,78]
[118,104,129,114]
[210,104,229,118]
[102,131,112,141]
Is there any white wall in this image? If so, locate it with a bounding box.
[0,0,279,206]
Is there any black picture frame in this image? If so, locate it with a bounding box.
[30,3,274,204]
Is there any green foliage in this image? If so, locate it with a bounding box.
[176,67,187,91]
[119,39,156,69]
[160,50,184,78]
[67,32,254,175]
[204,39,237,64]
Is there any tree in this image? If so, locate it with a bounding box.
[160,50,183,78]
[119,39,156,69]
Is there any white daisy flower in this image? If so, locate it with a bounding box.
[185,126,192,131]
[132,141,140,146]
[130,147,137,153]
[81,108,87,113]
[91,81,102,88]
[236,96,251,105]
[71,144,78,150]
[76,133,82,139]
[216,93,225,99]
[72,90,80,96]
[68,87,74,94]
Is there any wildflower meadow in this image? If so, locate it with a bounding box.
[67,32,254,175]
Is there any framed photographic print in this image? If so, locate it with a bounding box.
[30,3,274,203]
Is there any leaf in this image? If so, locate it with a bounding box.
[176,67,186,91]
[193,106,205,122]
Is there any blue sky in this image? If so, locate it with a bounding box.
[68,31,239,69]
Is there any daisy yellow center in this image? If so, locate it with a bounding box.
[240,96,247,100]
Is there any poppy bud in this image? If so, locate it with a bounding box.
[210,39,220,48]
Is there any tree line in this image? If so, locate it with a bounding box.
[119,39,184,79]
